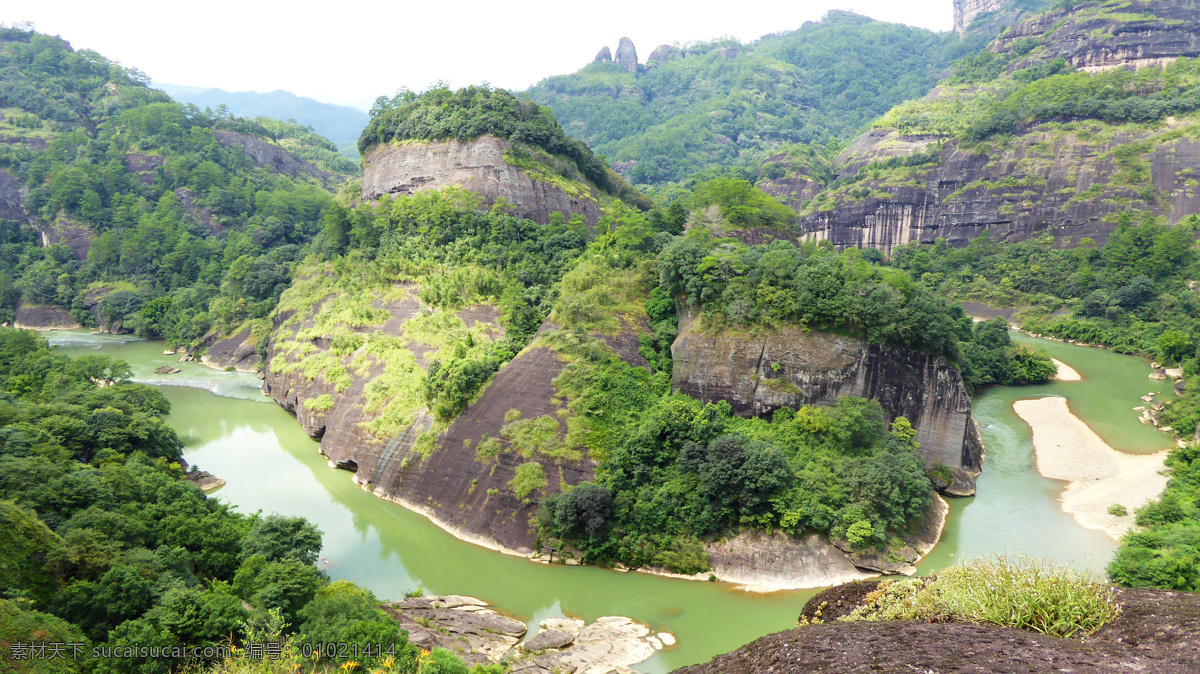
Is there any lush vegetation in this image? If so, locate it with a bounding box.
[528,11,988,186]
[0,328,475,673]
[1108,443,1200,591]
[0,28,352,353]
[836,556,1121,639]
[360,85,636,201]
[887,218,1200,364]
[272,187,591,440]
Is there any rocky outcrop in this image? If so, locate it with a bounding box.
[0,168,29,225]
[953,0,1015,35]
[645,45,678,70]
[385,595,670,673]
[360,135,602,227]
[779,122,1200,256]
[123,152,163,186]
[992,0,1200,72]
[13,300,79,330]
[593,46,612,63]
[671,309,983,480]
[614,37,639,73]
[200,328,261,372]
[36,215,91,259]
[214,130,337,186]
[773,1,1200,256]
[684,583,1200,674]
[704,531,873,590]
[173,187,221,233]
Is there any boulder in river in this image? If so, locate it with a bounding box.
[153,365,181,374]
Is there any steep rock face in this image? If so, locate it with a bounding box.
[200,328,261,372]
[264,289,628,552]
[953,0,1005,34]
[780,123,1200,256]
[992,0,1200,72]
[773,1,1200,255]
[593,46,612,63]
[614,37,639,73]
[13,300,79,330]
[360,135,602,227]
[214,130,337,186]
[0,168,28,225]
[670,309,982,477]
[36,215,91,260]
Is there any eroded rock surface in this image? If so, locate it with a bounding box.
[384,596,668,674]
[214,130,337,186]
[671,309,983,479]
[360,135,602,227]
[13,300,79,330]
[682,586,1200,673]
[201,328,261,372]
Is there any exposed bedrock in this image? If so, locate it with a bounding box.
[766,125,1200,256]
[991,0,1200,72]
[360,135,602,227]
[670,309,983,484]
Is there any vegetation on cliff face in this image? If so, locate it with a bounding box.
[528,11,990,186]
[0,28,352,351]
[0,329,469,674]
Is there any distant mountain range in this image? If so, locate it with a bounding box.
[155,84,369,156]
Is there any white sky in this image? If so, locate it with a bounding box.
[4,0,955,110]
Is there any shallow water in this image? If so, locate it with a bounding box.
[48,330,1176,670]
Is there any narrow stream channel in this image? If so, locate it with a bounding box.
[48,329,1176,671]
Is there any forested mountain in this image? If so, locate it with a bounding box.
[526,11,994,186]
[156,84,369,158]
[0,26,354,356]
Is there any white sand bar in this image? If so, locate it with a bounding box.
[1013,396,1168,541]
[1051,358,1081,381]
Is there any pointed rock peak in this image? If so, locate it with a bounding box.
[594,46,612,63]
[615,37,638,73]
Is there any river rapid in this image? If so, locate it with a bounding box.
[48,329,1175,671]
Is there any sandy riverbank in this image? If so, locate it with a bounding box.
[1012,396,1168,541]
[1052,358,1081,381]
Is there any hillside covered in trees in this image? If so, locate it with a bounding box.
[527,11,1003,187]
[0,26,353,356]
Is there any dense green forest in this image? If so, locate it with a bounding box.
[527,11,988,186]
[0,27,352,354]
[0,329,483,674]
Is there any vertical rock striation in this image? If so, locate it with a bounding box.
[670,309,983,480]
[359,136,602,228]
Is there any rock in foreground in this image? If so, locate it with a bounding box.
[384,595,671,674]
[676,585,1200,673]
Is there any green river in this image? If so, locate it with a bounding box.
[48,330,1176,671]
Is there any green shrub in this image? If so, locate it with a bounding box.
[844,556,1121,638]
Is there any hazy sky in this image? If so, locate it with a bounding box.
[4,0,956,110]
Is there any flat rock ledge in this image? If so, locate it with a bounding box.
[674,583,1200,673]
[183,470,225,492]
[383,595,672,674]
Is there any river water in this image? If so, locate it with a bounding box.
[48,329,1175,671]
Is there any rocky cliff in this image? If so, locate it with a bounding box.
[263,274,638,552]
[762,0,1200,255]
[671,309,983,482]
[991,0,1200,72]
[359,136,602,227]
[213,129,339,187]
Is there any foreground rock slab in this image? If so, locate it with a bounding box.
[384,595,671,673]
[676,584,1200,673]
